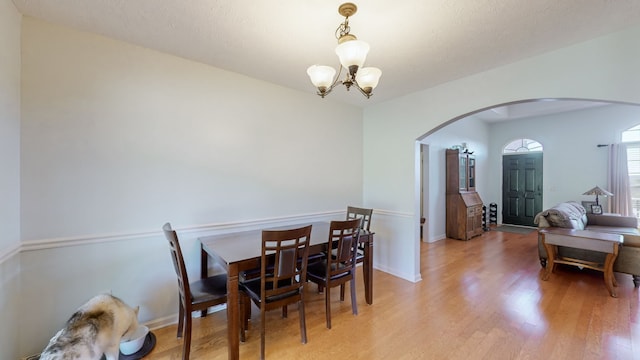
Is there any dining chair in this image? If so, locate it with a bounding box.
[162,223,228,360]
[239,225,312,360]
[348,206,373,306]
[346,206,373,263]
[346,206,373,232]
[306,218,361,329]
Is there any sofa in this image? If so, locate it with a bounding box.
[534,201,640,287]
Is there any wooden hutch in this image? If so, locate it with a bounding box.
[446,148,484,240]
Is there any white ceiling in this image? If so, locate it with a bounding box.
[472,100,611,122]
[11,0,640,109]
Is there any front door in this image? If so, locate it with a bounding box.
[502,153,543,226]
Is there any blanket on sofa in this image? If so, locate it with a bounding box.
[533,201,587,229]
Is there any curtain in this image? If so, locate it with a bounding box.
[607,143,633,216]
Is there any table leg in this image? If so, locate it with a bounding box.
[604,243,619,298]
[603,253,617,297]
[541,238,555,281]
[201,245,208,280]
[227,263,240,360]
[200,246,209,317]
[363,235,373,305]
[611,243,619,289]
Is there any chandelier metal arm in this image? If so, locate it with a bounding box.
[316,65,346,98]
[319,65,373,99]
[353,79,373,98]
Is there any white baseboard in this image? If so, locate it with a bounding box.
[145,304,227,331]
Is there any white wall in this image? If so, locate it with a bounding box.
[19,17,364,357]
[11,12,640,360]
[363,24,640,283]
[486,103,640,213]
[0,0,22,359]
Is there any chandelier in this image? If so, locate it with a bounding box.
[307,3,382,99]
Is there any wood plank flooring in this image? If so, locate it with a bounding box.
[143,229,640,359]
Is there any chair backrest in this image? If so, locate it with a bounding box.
[163,223,191,311]
[346,206,373,231]
[326,219,361,278]
[260,225,312,303]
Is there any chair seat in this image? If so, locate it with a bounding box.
[307,261,351,282]
[328,248,364,263]
[308,251,327,263]
[242,252,325,281]
[240,277,300,303]
[190,274,228,305]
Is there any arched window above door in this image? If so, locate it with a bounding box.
[503,138,543,154]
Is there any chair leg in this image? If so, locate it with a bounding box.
[182,314,192,360]
[282,305,288,318]
[239,294,246,342]
[298,299,307,344]
[244,295,251,329]
[325,285,332,329]
[260,306,266,360]
[340,284,345,301]
[177,300,185,338]
[350,277,358,315]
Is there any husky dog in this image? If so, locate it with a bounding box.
[40,294,140,360]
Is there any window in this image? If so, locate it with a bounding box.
[622,125,640,218]
[503,138,543,154]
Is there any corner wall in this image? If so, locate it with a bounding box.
[421,118,491,242]
[19,17,364,357]
[363,24,640,282]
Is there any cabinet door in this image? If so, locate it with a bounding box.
[459,155,467,191]
[465,207,475,239]
[473,206,483,235]
[468,156,476,191]
[465,206,483,238]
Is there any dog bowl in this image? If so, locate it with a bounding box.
[119,325,149,355]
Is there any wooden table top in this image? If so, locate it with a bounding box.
[199,221,331,264]
[539,228,623,243]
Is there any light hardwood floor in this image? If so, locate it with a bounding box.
[144,229,640,359]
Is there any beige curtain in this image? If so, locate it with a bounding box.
[607,143,633,216]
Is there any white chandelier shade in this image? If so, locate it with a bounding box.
[335,40,370,69]
[355,67,382,90]
[306,65,337,88]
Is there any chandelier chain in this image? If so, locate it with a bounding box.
[336,18,351,39]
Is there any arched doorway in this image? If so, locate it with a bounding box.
[418,99,640,243]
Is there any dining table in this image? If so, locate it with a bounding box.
[199,221,374,360]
